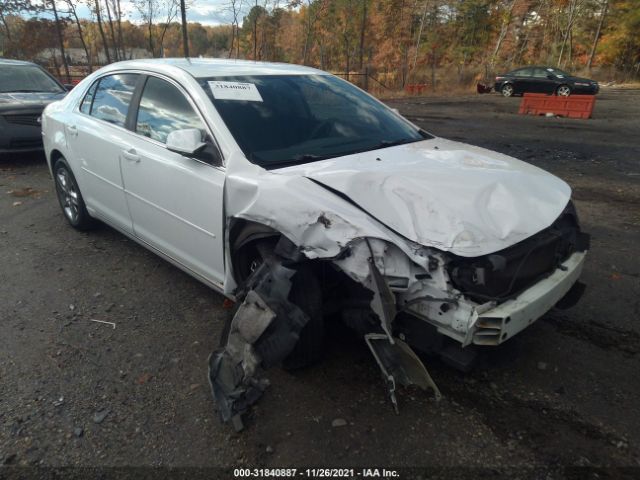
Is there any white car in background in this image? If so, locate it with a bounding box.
[42,59,589,428]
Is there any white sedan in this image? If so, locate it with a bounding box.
[42,59,589,426]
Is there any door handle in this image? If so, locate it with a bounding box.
[67,125,78,136]
[122,149,140,163]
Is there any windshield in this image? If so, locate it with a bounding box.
[0,64,65,94]
[198,74,430,169]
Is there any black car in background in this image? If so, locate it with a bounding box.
[0,59,67,154]
[495,66,599,97]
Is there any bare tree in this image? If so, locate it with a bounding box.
[134,0,180,57]
[0,0,39,43]
[413,0,428,69]
[49,0,71,82]
[358,0,367,70]
[587,0,608,70]
[104,0,119,60]
[94,0,112,63]
[63,0,93,72]
[227,0,244,59]
[557,0,585,68]
[298,0,327,65]
[112,0,125,59]
[179,0,189,57]
[489,0,516,70]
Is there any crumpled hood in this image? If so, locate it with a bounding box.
[276,138,571,257]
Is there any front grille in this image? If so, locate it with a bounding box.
[448,202,588,303]
[4,113,41,127]
[10,138,42,148]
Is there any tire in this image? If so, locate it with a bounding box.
[556,85,571,97]
[501,83,514,97]
[232,240,324,370]
[282,265,324,370]
[53,157,95,230]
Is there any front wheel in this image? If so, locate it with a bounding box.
[501,84,514,97]
[556,85,571,97]
[53,158,95,230]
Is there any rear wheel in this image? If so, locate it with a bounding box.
[556,85,571,97]
[53,158,95,231]
[233,239,325,369]
[501,84,514,97]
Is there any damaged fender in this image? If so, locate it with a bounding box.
[209,253,310,430]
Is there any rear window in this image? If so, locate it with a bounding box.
[89,74,138,128]
[79,81,98,114]
[512,68,533,77]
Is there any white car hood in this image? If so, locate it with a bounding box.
[275,137,571,257]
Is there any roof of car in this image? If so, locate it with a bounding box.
[101,58,327,78]
[511,66,565,71]
[0,58,40,66]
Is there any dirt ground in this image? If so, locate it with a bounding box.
[1,89,639,479]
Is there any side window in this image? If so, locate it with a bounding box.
[79,80,98,114]
[135,76,206,144]
[516,68,533,77]
[90,74,138,128]
[532,68,549,78]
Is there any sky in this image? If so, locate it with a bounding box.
[50,0,244,26]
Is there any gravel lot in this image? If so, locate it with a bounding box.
[1,89,639,478]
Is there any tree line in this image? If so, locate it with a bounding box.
[1,0,638,89]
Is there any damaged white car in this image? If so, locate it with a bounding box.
[42,59,589,429]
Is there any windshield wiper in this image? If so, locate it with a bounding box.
[263,153,333,169]
[374,138,417,149]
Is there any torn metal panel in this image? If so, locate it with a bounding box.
[367,252,397,343]
[209,256,310,430]
[365,333,442,413]
[222,137,572,292]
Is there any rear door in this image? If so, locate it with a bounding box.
[120,74,226,288]
[511,68,534,94]
[68,73,141,233]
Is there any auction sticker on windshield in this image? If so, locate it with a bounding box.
[208,81,263,102]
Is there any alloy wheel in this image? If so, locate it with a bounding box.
[55,167,80,224]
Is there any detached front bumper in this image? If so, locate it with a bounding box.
[471,251,586,346]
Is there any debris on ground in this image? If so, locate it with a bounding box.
[89,318,116,329]
[93,409,110,424]
[331,418,348,428]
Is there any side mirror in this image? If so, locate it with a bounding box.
[546,74,555,80]
[391,108,400,115]
[166,128,207,156]
[64,84,75,91]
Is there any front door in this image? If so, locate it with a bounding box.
[531,68,556,94]
[119,75,226,287]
